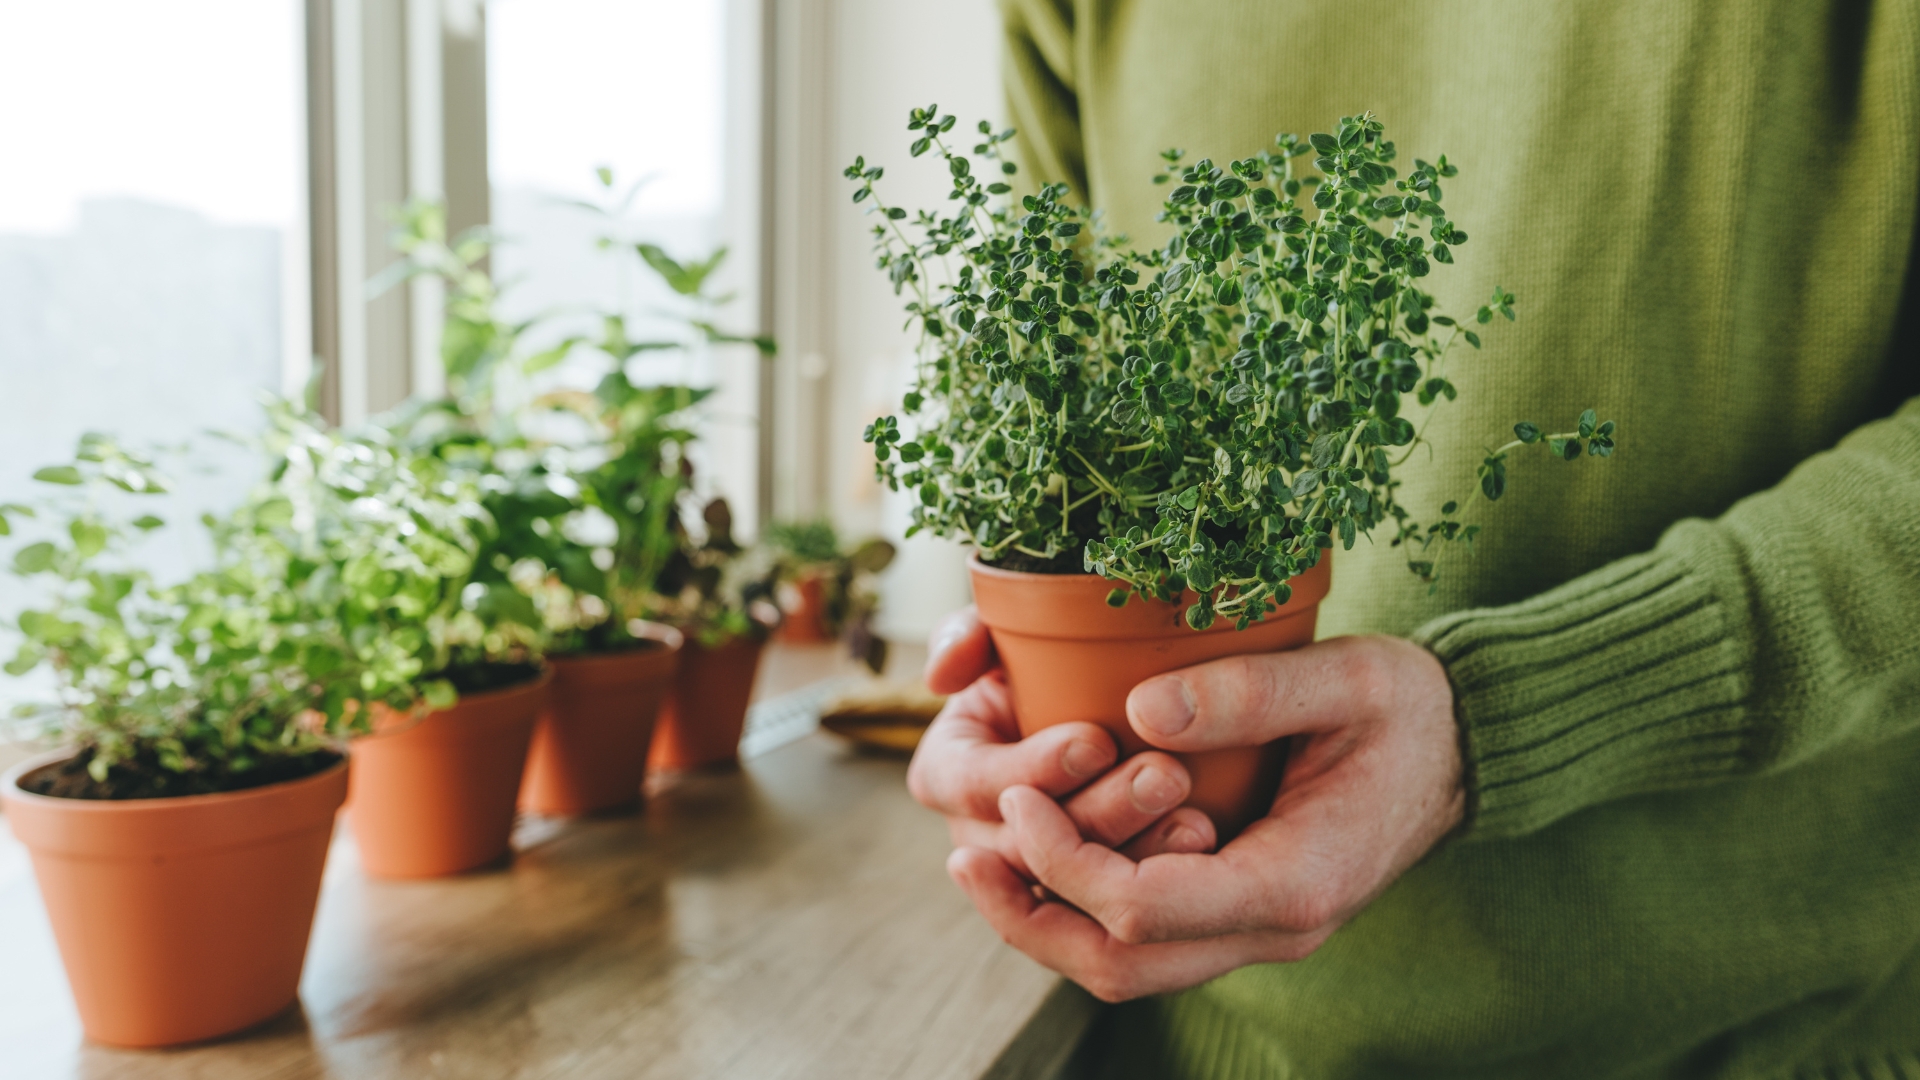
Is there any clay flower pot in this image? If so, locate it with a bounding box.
[969,555,1333,836]
[1,751,348,1048]
[777,573,833,643]
[520,622,685,815]
[346,671,551,878]
[646,635,767,772]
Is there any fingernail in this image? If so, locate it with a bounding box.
[1164,823,1206,852]
[1130,764,1183,814]
[998,788,1021,824]
[1060,738,1110,779]
[1131,676,1196,736]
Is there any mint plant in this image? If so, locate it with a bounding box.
[3,434,404,796]
[233,400,541,699]
[855,109,1615,629]
[375,185,776,655]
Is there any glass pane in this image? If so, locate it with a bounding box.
[0,1,305,706]
[486,0,744,517]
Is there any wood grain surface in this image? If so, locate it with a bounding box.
[0,645,1098,1080]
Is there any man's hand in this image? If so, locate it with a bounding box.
[925,620,1465,1002]
[908,608,1220,876]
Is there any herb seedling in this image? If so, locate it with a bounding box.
[854,109,1614,629]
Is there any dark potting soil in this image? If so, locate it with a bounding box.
[439,659,546,696]
[566,636,668,659]
[18,746,344,801]
[984,547,1089,575]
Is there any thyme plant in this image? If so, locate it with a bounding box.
[856,110,1615,629]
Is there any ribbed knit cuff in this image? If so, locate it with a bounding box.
[1412,545,1755,840]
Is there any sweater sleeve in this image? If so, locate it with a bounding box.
[1414,394,1920,840]
[997,0,1087,199]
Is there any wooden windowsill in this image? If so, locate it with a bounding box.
[0,644,1098,1079]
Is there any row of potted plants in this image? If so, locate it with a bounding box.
[0,184,871,1048]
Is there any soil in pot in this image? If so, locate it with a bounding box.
[520,622,684,815]
[646,635,767,772]
[19,744,341,801]
[346,668,551,878]
[2,750,348,1048]
[969,554,1334,838]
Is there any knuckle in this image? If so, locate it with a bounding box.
[1077,960,1137,1003]
[1104,903,1158,946]
[905,758,937,809]
[1337,640,1393,716]
[1277,885,1343,933]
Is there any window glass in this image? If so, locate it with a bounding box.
[0,1,305,706]
[486,0,743,513]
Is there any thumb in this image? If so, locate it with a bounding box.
[1124,636,1408,752]
[926,605,996,694]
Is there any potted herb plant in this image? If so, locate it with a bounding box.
[239,402,551,878]
[761,519,896,668]
[377,203,684,818]
[853,110,1615,833]
[0,435,408,1046]
[644,495,784,772]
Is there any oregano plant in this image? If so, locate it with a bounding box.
[855,109,1615,629]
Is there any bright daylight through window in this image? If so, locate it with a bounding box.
[0,1,306,707]
[484,0,749,529]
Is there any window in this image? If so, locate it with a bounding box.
[485,0,757,531]
[0,2,308,707]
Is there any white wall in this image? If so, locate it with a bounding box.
[817,0,1002,642]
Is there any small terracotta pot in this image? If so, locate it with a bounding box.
[1,751,347,1048]
[777,573,833,643]
[520,622,685,815]
[646,635,767,772]
[969,555,1333,836]
[346,672,551,878]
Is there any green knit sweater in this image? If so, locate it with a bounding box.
[994,1,1920,1076]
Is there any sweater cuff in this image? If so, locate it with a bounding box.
[1411,542,1754,840]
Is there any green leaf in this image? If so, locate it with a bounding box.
[422,679,458,711]
[69,519,108,558]
[1578,408,1598,439]
[33,465,83,485]
[1513,422,1541,444]
[13,541,57,574]
[131,515,165,531]
[1105,588,1129,608]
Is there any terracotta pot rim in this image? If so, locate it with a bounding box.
[966,551,1327,586]
[547,620,686,664]
[357,668,555,741]
[967,552,1332,641]
[1,748,350,815]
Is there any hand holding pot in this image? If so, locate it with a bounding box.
[909,608,1220,873]
[947,634,1467,1002]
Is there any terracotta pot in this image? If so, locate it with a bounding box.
[777,573,833,643]
[1,751,347,1047]
[520,622,684,815]
[646,636,767,772]
[969,555,1333,836]
[346,672,551,878]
